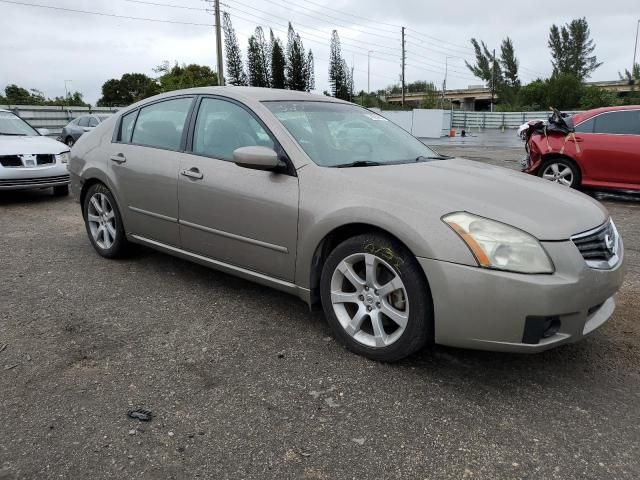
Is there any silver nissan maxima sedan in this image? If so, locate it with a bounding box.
[68,88,625,362]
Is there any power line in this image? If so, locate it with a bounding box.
[292,0,402,32]
[223,5,401,65]
[405,39,473,62]
[123,0,207,11]
[406,28,474,53]
[226,0,401,53]
[0,0,213,26]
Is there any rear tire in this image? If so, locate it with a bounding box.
[538,157,581,188]
[53,185,69,196]
[320,233,433,362]
[83,183,129,258]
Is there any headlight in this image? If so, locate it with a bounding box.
[442,212,554,274]
[57,152,70,164]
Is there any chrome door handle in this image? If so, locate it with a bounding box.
[110,154,126,164]
[181,168,203,180]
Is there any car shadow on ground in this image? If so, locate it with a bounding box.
[0,188,66,206]
[128,243,628,393]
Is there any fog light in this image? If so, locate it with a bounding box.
[542,317,561,338]
[523,315,562,344]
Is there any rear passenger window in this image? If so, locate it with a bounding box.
[119,110,138,143]
[78,117,90,127]
[575,118,594,133]
[88,117,99,127]
[192,98,275,161]
[131,97,193,151]
[594,111,640,135]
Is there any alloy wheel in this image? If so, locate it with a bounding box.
[542,162,574,187]
[87,193,117,249]
[330,253,409,348]
[66,138,74,148]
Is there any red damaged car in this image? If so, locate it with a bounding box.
[521,106,640,191]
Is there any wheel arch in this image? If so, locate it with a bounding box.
[539,153,583,186]
[307,222,429,309]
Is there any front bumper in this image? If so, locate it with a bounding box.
[418,239,626,353]
[0,163,69,190]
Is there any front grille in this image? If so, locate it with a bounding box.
[0,154,56,167]
[36,154,55,165]
[572,220,619,269]
[0,155,23,167]
[0,174,69,187]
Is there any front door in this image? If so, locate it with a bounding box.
[576,109,640,186]
[108,96,195,246]
[177,96,299,281]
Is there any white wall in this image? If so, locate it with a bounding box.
[374,109,448,138]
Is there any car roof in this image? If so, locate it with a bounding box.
[123,86,350,113]
[574,105,640,123]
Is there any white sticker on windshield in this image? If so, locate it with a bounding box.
[364,114,388,121]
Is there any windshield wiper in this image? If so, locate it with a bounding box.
[0,132,27,136]
[334,160,381,168]
[416,155,450,161]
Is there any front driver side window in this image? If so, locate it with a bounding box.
[192,98,275,161]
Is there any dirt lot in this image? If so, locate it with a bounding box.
[1,146,639,479]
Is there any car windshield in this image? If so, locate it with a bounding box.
[264,101,441,167]
[0,111,39,136]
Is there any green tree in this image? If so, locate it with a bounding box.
[500,37,520,90]
[579,85,619,109]
[97,73,159,106]
[329,30,350,100]
[548,18,602,81]
[247,27,270,87]
[270,29,286,89]
[465,39,502,87]
[306,49,315,91]
[4,84,36,104]
[154,62,218,92]
[619,62,640,83]
[516,79,548,110]
[222,12,247,86]
[285,23,308,91]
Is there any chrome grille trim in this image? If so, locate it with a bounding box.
[571,219,621,270]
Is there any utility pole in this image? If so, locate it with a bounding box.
[64,80,72,107]
[214,0,225,86]
[490,49,496,112]
[633,19,640,77]
[367,50,372,94]
[441,57,449,109]
[401,27,406,107]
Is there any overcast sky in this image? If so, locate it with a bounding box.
[0,0,638,104]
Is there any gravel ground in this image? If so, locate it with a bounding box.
[1,146,639,480]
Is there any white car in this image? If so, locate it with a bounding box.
[0,109,71,195]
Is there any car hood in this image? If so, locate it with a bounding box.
[330,158,607,241]
[0,135,69,155]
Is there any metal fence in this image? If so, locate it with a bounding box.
[451,111,580,130]
[1,104,121,137]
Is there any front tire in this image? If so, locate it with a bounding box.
[320,233,433,362]
[65,137,75,148]
[83,183,129,258]
[538,157,581,188]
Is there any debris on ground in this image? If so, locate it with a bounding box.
[127,408,153,422]
[0,344,7,354]
[4,364,17,370]
[352,438,365,445]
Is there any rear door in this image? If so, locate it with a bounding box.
[576,110,640,186]
[177,96,299,281]
[108,96,195,246]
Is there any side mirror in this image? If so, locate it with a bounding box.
[37,128,50,136]
[233,146,281,171]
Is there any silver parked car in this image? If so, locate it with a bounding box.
[0,109,70,195]
[59,114,111,148]
[69,88,625,362]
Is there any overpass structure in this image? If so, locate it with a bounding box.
[385,80,637,111]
